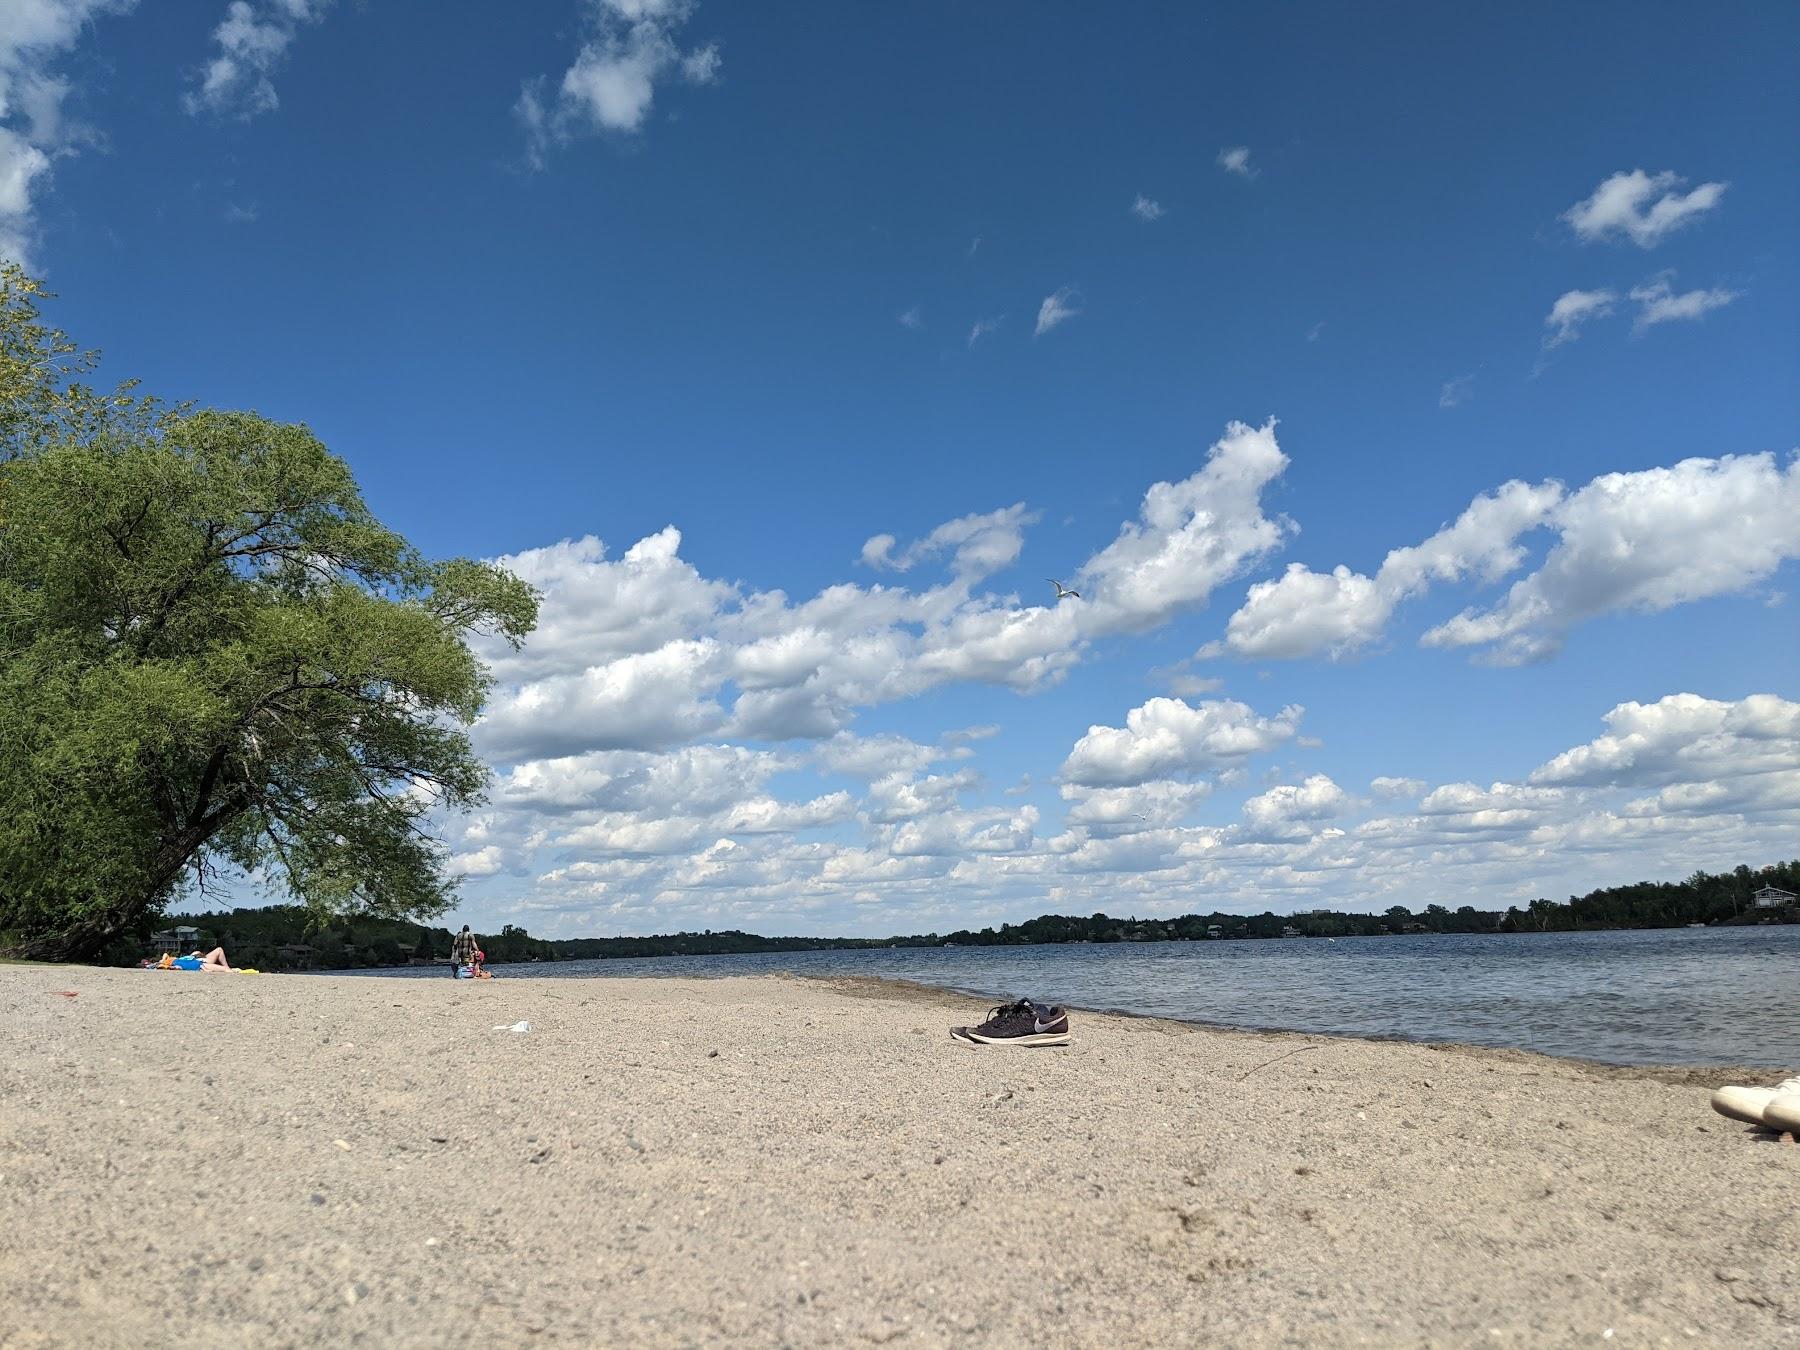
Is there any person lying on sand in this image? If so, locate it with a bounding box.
[155,948,234,972]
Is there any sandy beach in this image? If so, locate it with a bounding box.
[2,965,1795,1347]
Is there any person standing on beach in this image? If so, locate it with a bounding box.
[450,924,476,976]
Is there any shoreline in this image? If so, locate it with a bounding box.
[788,971,1786,1088]
[5,964,1796,1345]
[338,958,1792,1079]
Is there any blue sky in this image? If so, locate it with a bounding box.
[8,1,1798,935]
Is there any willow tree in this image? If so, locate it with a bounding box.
[0,267,537,960]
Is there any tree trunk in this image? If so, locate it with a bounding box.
[0,793,251,964]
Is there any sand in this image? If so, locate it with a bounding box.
[2,965,1796,1348]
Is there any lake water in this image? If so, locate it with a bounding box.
[357,925,1800,1068]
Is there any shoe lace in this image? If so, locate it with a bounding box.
[985,998,1034,1024]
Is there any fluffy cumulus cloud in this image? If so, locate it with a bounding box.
[516,0,720,168]
[1241,774,1348,833]
[438,419,1794,938]
[474,420,1296,771]
[1078,419,1293,635]
[0,0,137,266]
[1060,698,1304,787]
[185,0,333,119]
[1211,478,1562,660]
[1423,453,1800,664]
[450,845,507,878]
[1628,272,1740,334]
[1531,694,1800,793]
[1213,448,1799,666]
[474,681,1796,936]
[1563,169,1727,248]
[482,528,736,683]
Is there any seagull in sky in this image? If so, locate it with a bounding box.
[1047,578,1080,601]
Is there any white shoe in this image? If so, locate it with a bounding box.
[1763,1092,1800,1134]
[1711,1076,1800,1128]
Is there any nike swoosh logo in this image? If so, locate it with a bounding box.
[1033,1019,1062,1033]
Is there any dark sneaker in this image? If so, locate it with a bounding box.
[951,999,1071,1047]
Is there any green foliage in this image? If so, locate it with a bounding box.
[1501,860,1800,933]
[0,268,538,960]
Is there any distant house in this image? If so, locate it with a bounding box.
[150,925,201,955]
[1753,885,1796,910]
[1280,925,1302,938]
[1204,924,1224,939]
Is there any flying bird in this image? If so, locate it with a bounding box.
[1047,578,1080,601]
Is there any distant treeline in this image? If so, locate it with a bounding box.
[146,861,1800,971]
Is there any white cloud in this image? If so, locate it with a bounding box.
[1531,693,1800,790]
[897,305,922,330]
[1370,776,1425,799]
[1034,286,1080,337]
[1213,478,1561,660]
[515,0,719,167]
[1166,672,1224,698]
[1439,374,1474,409]
[680,43,720,83]
[447,427,1798,939]
[499,743,788,816]
[1061,780,1212,832]
[814,732,947,782]
[480,528,736,683]
[859,504,1036,579]
[467,690,1798,939]
[450,845,507,878]
[1078,419,1293,635]
[1628,271,1740,334]
[1543,288,1617,348]
[1061,697,1304,787]
[1563,169,1727,248]
[184,0,332,120]
[966,315,1002,347]
[1423,453,1800,664]
[1216,145,1256,178]
[1130,194,1164,222]
[0,0,136,267]
[478,638,727,761]
[474,421,1290,759]
[1219,447,1800,667]
[1242,774,1349,834]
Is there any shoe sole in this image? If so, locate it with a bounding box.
[950,1027,1070,1047]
